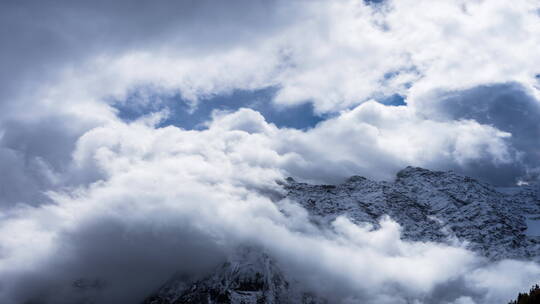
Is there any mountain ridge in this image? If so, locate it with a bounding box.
[143,166,540,304]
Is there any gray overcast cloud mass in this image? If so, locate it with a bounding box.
[0,0,540,303]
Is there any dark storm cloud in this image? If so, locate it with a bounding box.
[417,82,540,185]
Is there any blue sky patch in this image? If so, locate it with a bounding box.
[364,0,386,4]
[377,93,406,106]
[112,87,326,130]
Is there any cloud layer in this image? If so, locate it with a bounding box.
[1,119,539,303]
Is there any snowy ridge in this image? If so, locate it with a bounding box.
[286,166,540,260]
[143,167,540,304]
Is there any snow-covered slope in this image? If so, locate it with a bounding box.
[143,167,540,304]
[286,166,540,260]
[143,247,324,304]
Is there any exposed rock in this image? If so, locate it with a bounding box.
[143,167,540,303]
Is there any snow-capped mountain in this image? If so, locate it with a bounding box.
[143,167,540,304]
[286,166,540,260]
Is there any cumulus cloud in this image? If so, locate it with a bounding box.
[275,102,515,183]
[202,104,514,184]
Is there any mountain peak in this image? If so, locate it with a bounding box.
[345,175,368,183]
[285,167,540,260]
[395,166,448,179]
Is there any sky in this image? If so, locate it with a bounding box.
[0,0,540,303]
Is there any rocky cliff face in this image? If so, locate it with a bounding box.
[286,166,540,260]
[143,167,540,304]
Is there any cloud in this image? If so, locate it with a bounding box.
[0,118,537,304]
[0,114,106,208]
[274,101,515,183]
[413,82,540,184]
[5,0,538,113]
[0,0,293,103]
[204,102,516,185]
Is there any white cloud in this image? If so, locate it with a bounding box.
[279,102,514,183]
[17,0,536,115]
